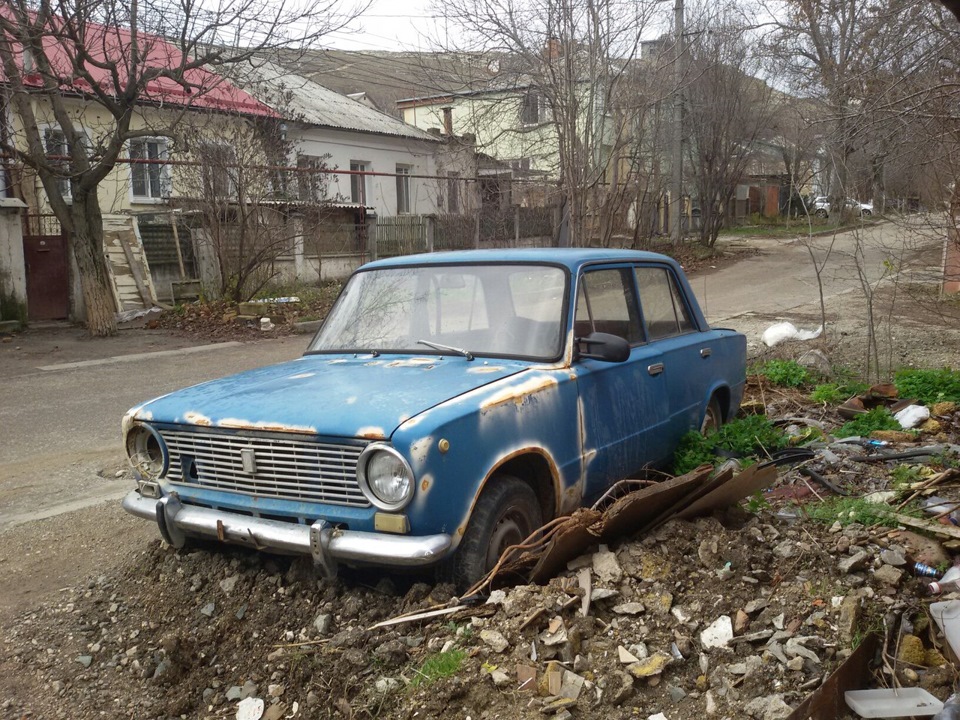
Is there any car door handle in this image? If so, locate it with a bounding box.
[647,362,664,376]
[700,348,712,358]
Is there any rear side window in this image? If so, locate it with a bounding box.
[575,268,642,344]
[635,267,695,340]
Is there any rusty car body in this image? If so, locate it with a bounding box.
[121,248,746,587]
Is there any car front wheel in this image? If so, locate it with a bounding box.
[861,209,872,216]
[448,475,543,591]
[814,209,828,218]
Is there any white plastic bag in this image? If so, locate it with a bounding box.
[895,404,930,429]
[761,321,823,347]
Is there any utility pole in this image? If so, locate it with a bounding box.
[670,0,685,244]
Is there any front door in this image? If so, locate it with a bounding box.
[23,223,70,321]
[573,266,670,500]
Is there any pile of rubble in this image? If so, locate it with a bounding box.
[3,389,960,720]
[1,501,958,720]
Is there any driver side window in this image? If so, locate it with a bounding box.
[574,268,642,344]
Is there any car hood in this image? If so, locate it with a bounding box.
[130,353,530,440]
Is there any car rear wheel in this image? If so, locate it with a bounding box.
[448,475,542,592]
[700,395,723,435]
[814,209,828,218]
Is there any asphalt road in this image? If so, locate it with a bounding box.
[0,332,306,530]
[0,218,947,532]
[694,216,945,328]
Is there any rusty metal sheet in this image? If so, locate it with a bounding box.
[676,464,779,520]
[638,466,735,533]
[528,508,603,584]
[596,465,715,542]
[786,633,879,720]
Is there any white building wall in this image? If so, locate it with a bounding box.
[0,202,27,323]
[290,127,443,218]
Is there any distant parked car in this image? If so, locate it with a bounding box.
[121,249,747,588]
[811,196,874,218]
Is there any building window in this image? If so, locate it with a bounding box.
[396,165,411,214]
[43,127,71,199]
[447,172,460,213]
[298,155,324,202]
[510,157,532,173]
[197,143,237,197]
[520,90,541,125]
[129,138,170,200]
[350,161,368,205]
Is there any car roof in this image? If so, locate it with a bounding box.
[361,248,683,273]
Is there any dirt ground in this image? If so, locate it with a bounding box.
[3,232,960,719]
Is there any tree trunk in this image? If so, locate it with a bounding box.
[71,188,117,336]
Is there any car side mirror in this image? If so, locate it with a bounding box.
[576,332,630,363]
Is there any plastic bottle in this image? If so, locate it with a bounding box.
[928,565,960,595]
[913,562,941,578]
[932,692,960,719]
[921,496,960,526]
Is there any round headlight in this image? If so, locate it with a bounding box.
[357,445,414,511]
[125,424,167,480]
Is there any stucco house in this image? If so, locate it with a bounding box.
[0,15,277,323]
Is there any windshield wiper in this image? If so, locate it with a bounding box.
[416,339,474,361]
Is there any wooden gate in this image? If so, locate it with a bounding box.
[22,214,69,321]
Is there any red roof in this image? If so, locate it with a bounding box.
[1,12,275,117]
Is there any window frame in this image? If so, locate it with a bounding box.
[196,141,238,198]
[41,125,73,200]
[395,164,412,214]
[446,171,460,213]
[350,161,368,205]
[297,154,325,203]
[128,136,171,203]
[633,264,700,341]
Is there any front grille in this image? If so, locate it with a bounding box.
[162,429,370,508]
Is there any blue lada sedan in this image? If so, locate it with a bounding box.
[122,249,746,588]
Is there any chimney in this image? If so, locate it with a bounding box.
[441,107,453,136]
[545,37,561,61]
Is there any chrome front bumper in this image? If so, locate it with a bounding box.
[122,490,452,575]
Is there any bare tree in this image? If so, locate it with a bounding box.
[684,10,777,247]
[0,0,364,335]
[430,0,660,247]
[762,0,920,209]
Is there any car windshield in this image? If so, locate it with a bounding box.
[308,263,568,360]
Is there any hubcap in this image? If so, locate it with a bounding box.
[485,508,529,569]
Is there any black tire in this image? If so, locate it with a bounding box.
[448,475,542,592]
[861,209,872,217]
[815,209,828,219]
[700,395,723,436]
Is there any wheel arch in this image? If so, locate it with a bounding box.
[466,448,560,530]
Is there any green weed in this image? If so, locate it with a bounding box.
[810,380,870,405]
[745,491,770,514]
[754,359,811,388]
[410,649,466,688]
[835,407,901,438]
[894,368,960,404]
[890,464,923,488]
[804,496,905,528]
[672,415,789,474]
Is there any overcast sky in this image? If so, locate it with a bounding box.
[323,0,443,52]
